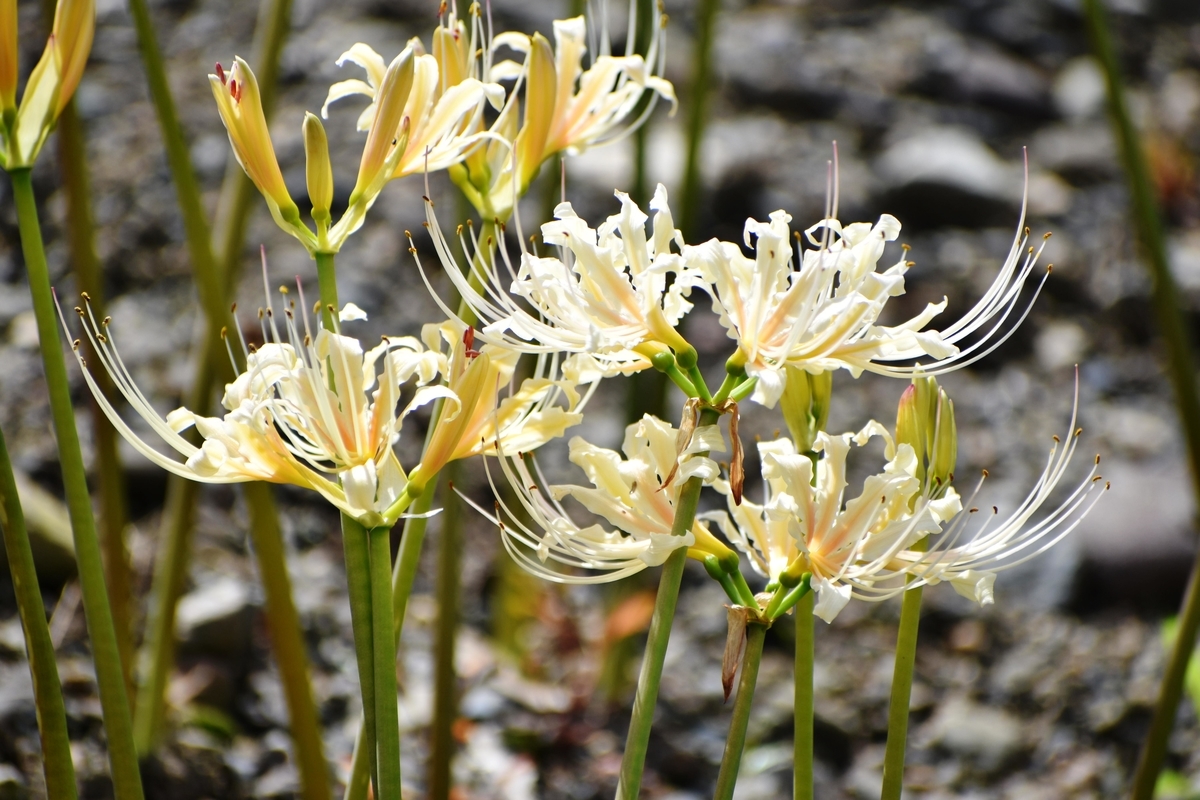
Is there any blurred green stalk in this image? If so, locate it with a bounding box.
[0,422,77,800]
[794,590,814,800]
[1081,2,1200,797]
[11,167,145,800]
[126,3,329,797]
[678,0,720,241]
[713,623,767,800]
[55,94,135,702]
[880,583,924,800]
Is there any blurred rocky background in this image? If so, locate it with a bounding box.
[1,0,1200,797]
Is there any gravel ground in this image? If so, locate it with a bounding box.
[2,0,1200,797]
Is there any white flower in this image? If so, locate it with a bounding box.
[685,194,1049,407]
[704,429,952,622]
[703,390,1105,622]
[462,415,729,584]
[417,184,706,378]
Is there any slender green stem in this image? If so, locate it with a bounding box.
[369,526,402,800]
[429,464,463,800]
[1082,3,1200,796]
[880,585,924,800]
[245,482,330,800]
[55,96,134,701]
[315,252,340,330]
[678,0,721,241]
[617,408,719,799]
[135,476,200,754]
[0,423,77,800]
[11,168,144,800]
[342,515,378,798]
[713,623,767,800]
[794,590,814,800]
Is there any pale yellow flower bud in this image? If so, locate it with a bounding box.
[410,351,494,487]
[0,0,16,117]
[303,112,333,226]
[50,0,94,115]
[514,32,556,194]
[209,57,301,229]
[349,48,414,208]
[432,18,469,89]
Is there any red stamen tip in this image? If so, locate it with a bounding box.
[215,62,226,84]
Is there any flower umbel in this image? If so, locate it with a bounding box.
[60,277,452,527]
[686,186,1050,407]
[418,184,706,381]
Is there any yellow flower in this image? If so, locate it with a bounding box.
[1,0,94,168]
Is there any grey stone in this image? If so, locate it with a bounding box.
[919,695,1026,772]
[175,576,258,658]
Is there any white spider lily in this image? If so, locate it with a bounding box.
[462,415,731,584]
[417,184,705,380]
[705,392,1104,622]
[686,192,1049,408]
[704,430,958,623]
[58,277,461,527]
[454,13,675,219]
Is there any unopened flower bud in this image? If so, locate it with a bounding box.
[0,0,16,117]
[210,58,302,231]
[349,47,414,208]
[303,112,333,227]
[514,32,556,194]
[50,0,93,116]
[895,376,956,494]
[781,366,832,454]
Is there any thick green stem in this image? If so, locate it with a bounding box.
[713,623,767,800]
[11,168,144,800]
[617,408,719,799]
[316,252,340,330]
[0,424,77,800]
[342,515,378,797]
[369,526,402,800]
[678,0,721,241]
[55,96,134,701]
[880,585,924,800]
[429,464,463,800]
[245,482,330,800]
[343,476,439,800]
[1081,3,1200,796]
[794,591,814,800]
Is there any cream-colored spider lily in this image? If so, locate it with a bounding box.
[416,184,705,381]
[0,0,93,168]
[461,414,732,584]
[685,193,1050,408]
[452,12,675,220]
[211,44,495,255]
[58,278,468,527]
[703,431,960,623]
